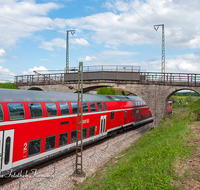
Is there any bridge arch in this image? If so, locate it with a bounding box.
[82,85,110,93]
[82,85,136,95]
[166,88,200,101]
[17,83,200,127]
[28,87,43,91]
[164,87,200,113]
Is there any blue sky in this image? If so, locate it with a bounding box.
[1,0,200,82]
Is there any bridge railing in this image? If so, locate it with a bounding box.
[15,70,200,87]
[140,72,200,86]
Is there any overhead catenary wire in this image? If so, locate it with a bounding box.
[124,0,179,66]
[0,15,119,65]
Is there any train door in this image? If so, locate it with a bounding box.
[135,110,139,122]
[124,110,127,124]
[0,131,3,172]
[100,115,106,135]
[1,129,14,173]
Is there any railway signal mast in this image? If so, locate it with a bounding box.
[154,24,165,74]
[66,30,75,72]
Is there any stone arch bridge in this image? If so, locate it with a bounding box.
[18,83,200,127]
[15,69,200,127]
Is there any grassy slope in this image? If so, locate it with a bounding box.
[75,100,200,190]
[0,83,19,89]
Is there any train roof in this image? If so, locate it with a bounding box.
[0,89,144,103]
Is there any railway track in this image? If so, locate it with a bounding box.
[0,123,152,190]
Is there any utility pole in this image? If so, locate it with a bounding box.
[154,24,165,74]
[66,30,75,72]
[72,62,85,177]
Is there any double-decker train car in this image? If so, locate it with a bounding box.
[0,89,153,175]
[166,100,173,114]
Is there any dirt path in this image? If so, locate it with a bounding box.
[172,121,200,190]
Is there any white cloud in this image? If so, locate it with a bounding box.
[39,38,65,51]
[51,0,200,49]
[70,38,90,46]
[104,44,117,50]
[78,56,97,62]
[0,66,15,83]
[22,66,49,75]
[0,48,8,58]
[0,0,61,49]
[39,37,89,51]
[143,53,200,73]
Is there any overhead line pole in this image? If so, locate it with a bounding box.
[72,62,85,177]
[66,30,75,72]
[35,62,85,177]
[154,24,165,74]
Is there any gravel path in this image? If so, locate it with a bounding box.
[0,123,153,190]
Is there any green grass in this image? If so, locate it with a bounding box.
[172,104,187,110]
[0,82,19,89]
[75,100,200,190]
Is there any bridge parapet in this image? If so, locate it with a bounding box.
[15,70,200,87]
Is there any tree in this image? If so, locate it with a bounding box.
[184,95,194,104]
[97,87,117,95]
[118,89,126,96]
[171,96,178,103]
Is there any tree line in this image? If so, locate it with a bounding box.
[173,92,200,96]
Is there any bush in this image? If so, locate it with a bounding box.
[97,87,117,95]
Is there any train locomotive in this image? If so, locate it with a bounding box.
[166,100,173,114]
[0,89,153,175]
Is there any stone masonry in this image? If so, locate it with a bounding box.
[19,83,200,127]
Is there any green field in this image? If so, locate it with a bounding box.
[74,100,200,190]
[0,83,19,89]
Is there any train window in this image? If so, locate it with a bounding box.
[29,103,43,118]
[83,102,89,113]
[135,102,137,107]
[71,103,78,114]
[97,102,103,111]
[8,103,25,120]
[143,115,145,120]
[103,102,107,111]
[71,131,77,143]
[89,102,96,112]
[83,128,87,139]
[45,103,57,116]
[59,103,69,115]
[4,137,10,165]
[140,115,143,121]
[45,136,56,151]
[110,111,115,120]
[125,110,127,118]
[135,110,139,122]
[0,104,3,121]
[138,102,140,107]
[59,133,68,147]
[28,139,41,156]
[131,109,134,116]
[89,126,95,137]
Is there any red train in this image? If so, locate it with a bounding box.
[166,100,172,114]
[0,89,153,175]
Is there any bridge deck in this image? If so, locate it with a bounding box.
[15,71,200,87]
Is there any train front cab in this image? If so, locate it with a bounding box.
[0,129,14,175]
